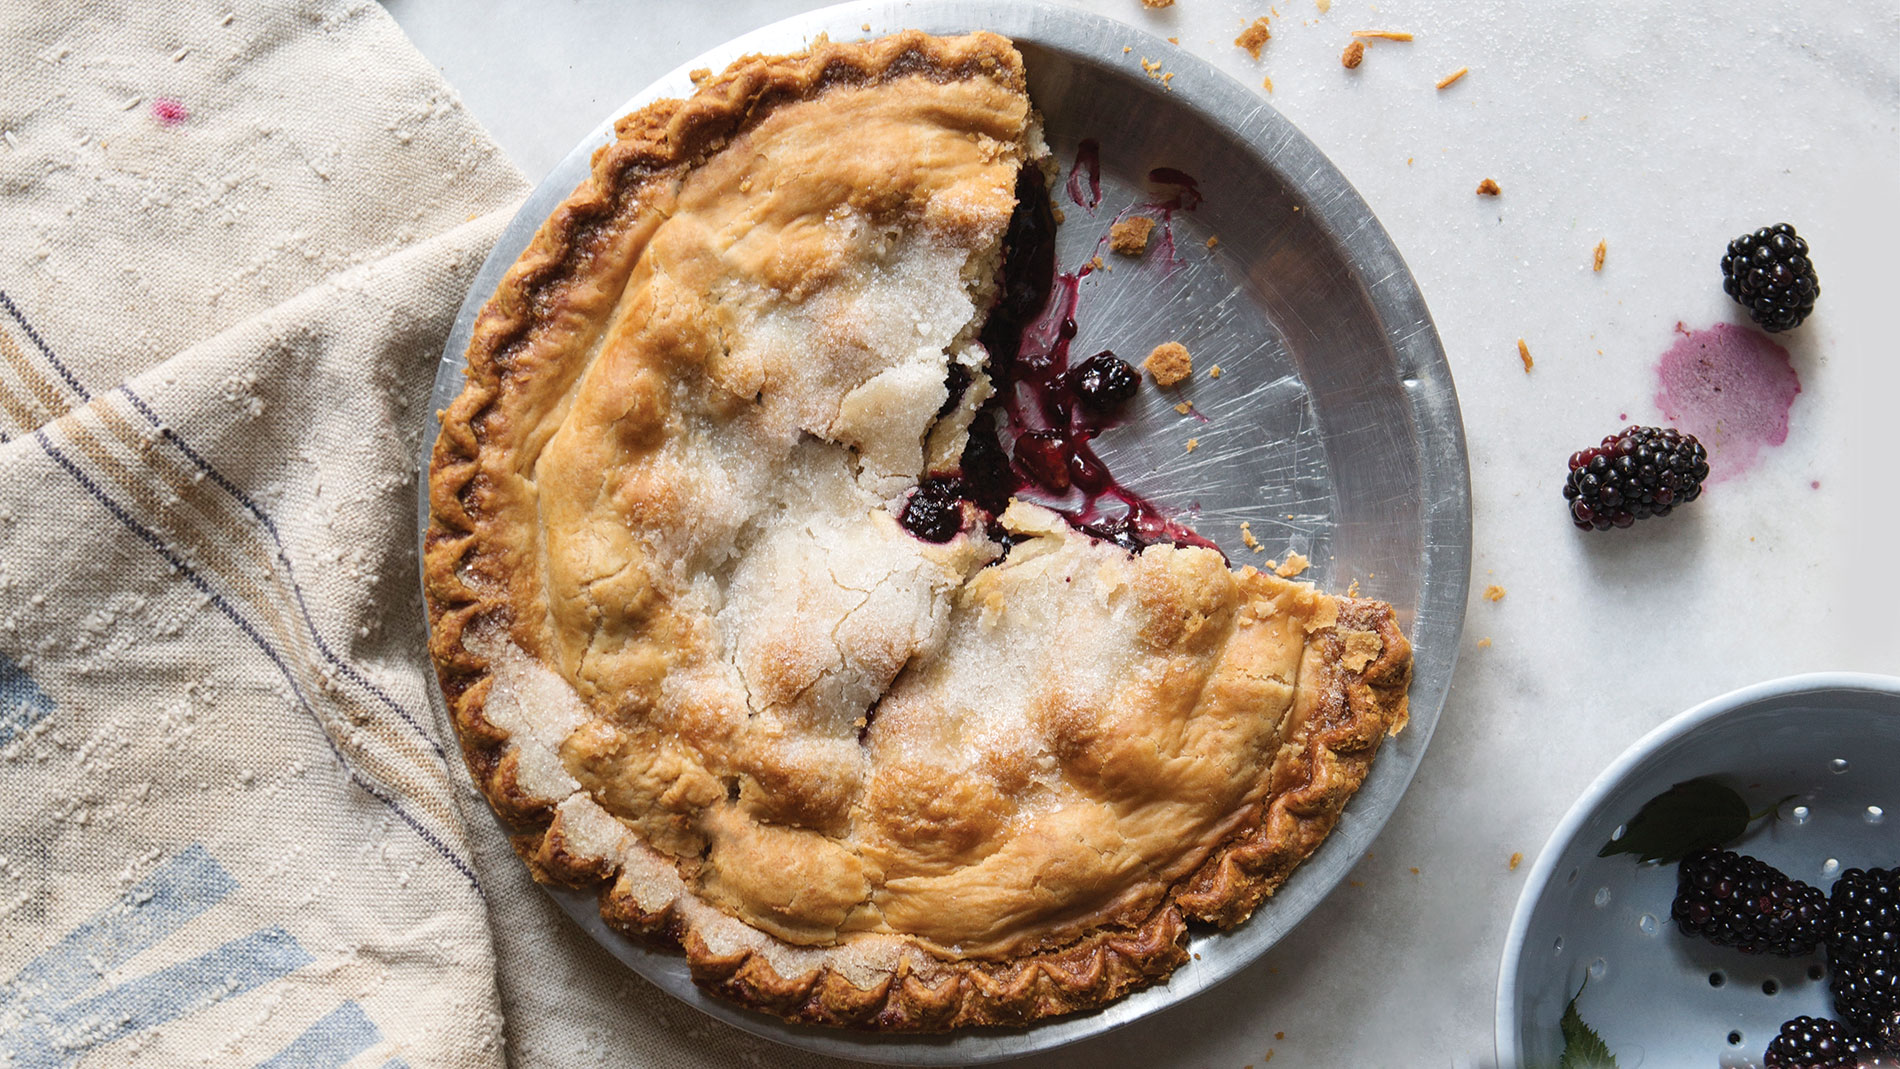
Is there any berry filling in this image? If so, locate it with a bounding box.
[895,159,1219,555]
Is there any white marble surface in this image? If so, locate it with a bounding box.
[380,0,1900,1064]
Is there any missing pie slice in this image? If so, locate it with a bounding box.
[425,30,1411,1031]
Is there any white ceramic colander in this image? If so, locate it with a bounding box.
[1498,674,1900,1068]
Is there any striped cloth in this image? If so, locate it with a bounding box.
[0,2,838,1066]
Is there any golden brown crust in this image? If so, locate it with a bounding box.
[426,29,1412,1032]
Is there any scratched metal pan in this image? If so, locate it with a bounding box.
[416,0,1470,1062]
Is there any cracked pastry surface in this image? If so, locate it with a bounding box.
[425,29,1412,1030]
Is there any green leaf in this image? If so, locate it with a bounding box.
[1558,983,1617,1069]
[1596,777,1750,864]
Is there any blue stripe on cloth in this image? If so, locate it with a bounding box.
[2,844,235,1009]
[254,1002,382,1069]
[33,431,481,892]
[0,652,53,748]
[118,384,448,764]
[380,1059,413,1069]
[41,927,312,1058]
[0,291,89,401]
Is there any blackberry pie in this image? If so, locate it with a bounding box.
[425,30,1411,1031]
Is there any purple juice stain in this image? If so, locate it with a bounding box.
[1066,139,1102,210]
[1655,322,1801,483]
[898,163,1216,556]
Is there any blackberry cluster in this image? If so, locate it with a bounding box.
[1828,868,1900,1051]
[1722,223,1819,333]
[1672,848,1828,956]
[1563,425,1710,531]
[1763,1016,1872,1069]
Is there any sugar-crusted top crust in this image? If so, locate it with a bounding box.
[425,30,1411,1031]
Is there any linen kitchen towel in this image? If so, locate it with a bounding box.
[0,2,838,1065]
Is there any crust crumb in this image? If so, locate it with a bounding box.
[1509,851,1524,871]
[688,67,713,84]
[1477,637,1492,648]
[1208,364,1223,378]
[1052,206,1066,224]
[861,22,871,31]
[1592,239,1607,271]
[1145,341,1194,386]
[1142,0,1175,7]
[1516,338,1532,371]
[1240,521,1263,552]
[1275,552,1309,578]
[1236,18,1273,60]
[1110,216,1157,255]
[1205,234,1220,249]
[1317,0,1331,9]
[1341,40,1365,68]
[1352,29,1414,40]
[1483,584,1506,601]
[1174,401,1195,415]
[1477,177,1502,196]
[1262,75,1274,92]
[1347,578,1360,597]
[1435,66,1469,89]
[1087,254,1104,272]
[1185,437,1199,452]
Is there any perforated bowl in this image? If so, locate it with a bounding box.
[1498,674,1900,1068]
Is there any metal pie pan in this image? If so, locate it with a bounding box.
[417,0,1470,1062]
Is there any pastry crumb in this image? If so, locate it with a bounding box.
[1262,75,1274,92]
[861,22,871,31]
[1410,866,1420,875]
[1275,553,1309,578]
[1264,1054,1276,1065]
[1169,36,1180,44]
[1185,437,1199,452]
[1317,0,1330,9]
[1142,0,1174,6]
[1477,177,1502,196]
[1341,40,1365,68]
[1593,239,1607,271]
[1123,45,1133,53]
[1509,851,1524,871]
[1240,521,1263,552]
[1483,584,1506,601]
[1516,338,1532,371]
[1208,364,1223,378]
[1347,579,1360,597]
[1205,234,1220,249]
[1087,254,1104,272]
[1477,637,1492,648]
[688,67,712,83]
[1109,216,1156,255]
[1276,1031,1286,1041]
[1145,341,1194,386]
[1173,401,1194,415]
[1435,66,1469,89]
[1352,29,1414,40]
[1236,17,1273,60]
[1052,206,1066,224]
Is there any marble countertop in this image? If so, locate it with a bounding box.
[379,0,1900,1064]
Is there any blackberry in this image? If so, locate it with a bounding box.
[1563,425,1710,531]
[1672,848,1827,956]
[898,477,966,543]
[1722,223,1819,332]
[1070,351,1140,410]
[1827,867,1900,1050]
[1763,1016,1873,1068]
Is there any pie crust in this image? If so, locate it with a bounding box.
[425,30,1412,1031]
